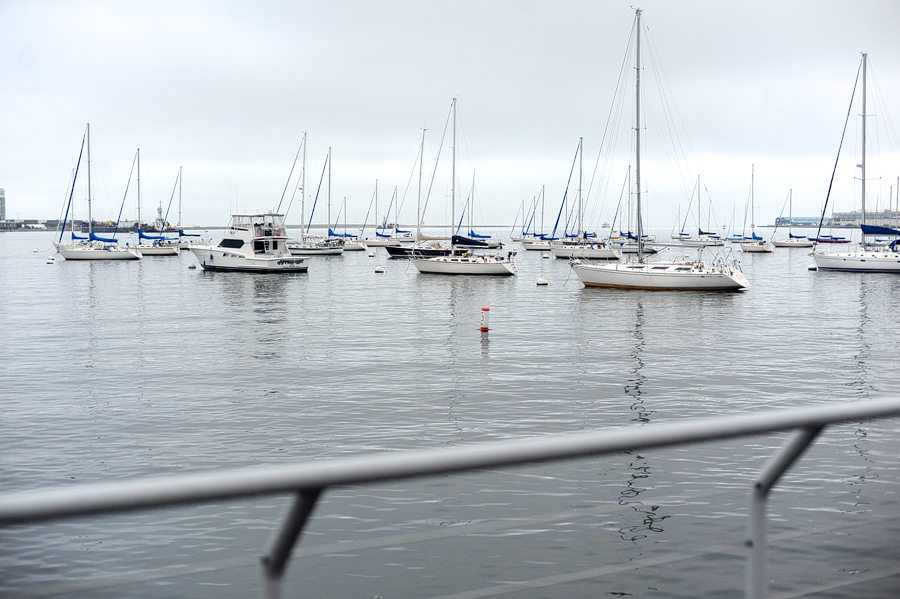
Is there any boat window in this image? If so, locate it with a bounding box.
[651,266,668,270]
[676,267,691,271]
[219,238,244,249]
[253,240,267,252]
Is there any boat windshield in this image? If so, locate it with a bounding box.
[232,213,286,237]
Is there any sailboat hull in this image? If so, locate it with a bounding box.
[813,250,900,273]
[410,255,517,275]
[772,239,813,248]
[550,243,621,260]
[136,244,180,256]
[572,261,749,290]
[55,243,142,260]
[740,241,775,253]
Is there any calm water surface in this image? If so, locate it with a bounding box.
[1,229,899,598]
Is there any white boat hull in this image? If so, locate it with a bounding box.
[550,243,621,260]
[572,260,749,290]
[772,239,814,248]
[136,244,180,256]
[288,245,344,256]
[55,243,142,260]
[521,239,551,251]
[189,246,309,272]
[813,250,900,273]
[410,255,517,275]
[361,238,401,247]
[740,241,775,253]
[342,241,368,251]
[680,237,725,247]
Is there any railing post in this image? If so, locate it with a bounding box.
[261,488,323,599]
[747,426,822,599]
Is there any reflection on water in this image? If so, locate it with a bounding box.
[204,271,291,360]
[617,302,667,543]
[480,330,490,358]
[625,302,652,425]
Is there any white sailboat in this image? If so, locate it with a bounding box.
[521,189,552,250]
[772,190,814,248]
[288,146,344,256]
[679,176,724,247]
[135,151,181,256]
[411,98,516,276]
[571,9,748,291]
[739,165,775,253]
[549,138,621,260]
[54,124,142,261]
[814,53,900,272]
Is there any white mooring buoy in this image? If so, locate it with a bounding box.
[368,252,376,257]
[536,277,549,286]
[480,306,490,331]
[375,266,385,273]
[542,253,550,259]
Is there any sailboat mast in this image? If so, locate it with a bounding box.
[634,9,643,260]
[470,170,475,233]
[87,123,92,236]
[578,136,583,236]
[177,165,182,227]
[137,148,141,230]
[788,189,793,234]
[861,52,867,230]
[451,98,456,239]
[751,164,756,230]
[327,146,332,231]
[300,132,307,236]
[417,129,425,241]
[541,184,545,235]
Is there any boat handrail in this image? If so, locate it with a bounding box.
[1,398,899,599]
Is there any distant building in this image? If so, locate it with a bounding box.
[0,188,5,221]
[831,210,900,227]
[774,216,828,227]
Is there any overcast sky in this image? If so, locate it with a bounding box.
[2,0,899,230]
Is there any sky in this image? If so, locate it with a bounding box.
[2,0,899,231]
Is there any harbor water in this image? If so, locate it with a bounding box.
[2,229,899,598]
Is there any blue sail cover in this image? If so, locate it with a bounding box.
[179,230,201,237]
[789,232,807,239]
[699,228,714,236]
[468,230,491,239]
[751,232,763,240]
[375,230,393,237]
[452,234,489,247]
[71,232,88,240]
[139,230,177,241]
[861,224,900,236]
[89,232,119,243]
[328,228,357,239]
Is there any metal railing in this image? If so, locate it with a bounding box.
[2,397,900,599]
